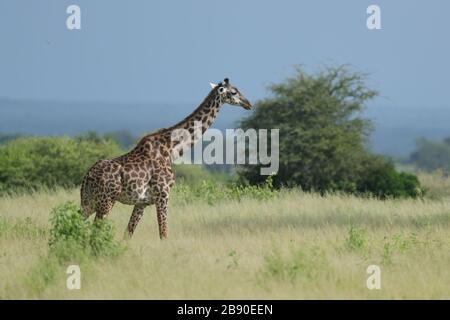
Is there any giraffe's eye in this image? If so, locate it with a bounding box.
[231,90,237,95]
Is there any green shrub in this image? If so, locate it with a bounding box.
[357,157,422,198]
[0,136,122,194]
[173,175,276,205]
[227,175,275,202]
[24,201,124,294]
[89,219,123,258]
[49,202,123,262]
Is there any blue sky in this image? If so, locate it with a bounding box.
[0,0,449,108]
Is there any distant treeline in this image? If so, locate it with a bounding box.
[408,138,450,174]
[0,130,137,150]
[0,133,23,145]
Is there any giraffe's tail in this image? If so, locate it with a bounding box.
[80,174,95,218]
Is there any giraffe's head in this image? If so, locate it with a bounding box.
[210,78,252,110]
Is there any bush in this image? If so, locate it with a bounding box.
[173,176,276,205]
[49,202,123,261]
[357,157,422,198]
[0,136,122,194]
[25,202,124,294]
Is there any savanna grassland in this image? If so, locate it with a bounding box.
[0,174,449,300]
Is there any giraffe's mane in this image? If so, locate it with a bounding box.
[135,87,218,145]
[166,87,218,131]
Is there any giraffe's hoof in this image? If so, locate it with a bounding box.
[123,232,133,241]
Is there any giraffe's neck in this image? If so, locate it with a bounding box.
[168,88,223,157]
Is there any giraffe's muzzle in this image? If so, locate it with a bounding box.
[241,98,252,110]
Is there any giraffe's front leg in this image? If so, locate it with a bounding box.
[151,165,174,240]
[124,205,146,239]
[155,192,170,240]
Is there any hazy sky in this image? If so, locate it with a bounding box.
[0,0,449,108]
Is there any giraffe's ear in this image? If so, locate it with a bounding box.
[210,82,218,89]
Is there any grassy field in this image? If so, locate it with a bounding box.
[0,179,449,299]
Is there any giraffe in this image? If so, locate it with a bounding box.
[80,78,252,239]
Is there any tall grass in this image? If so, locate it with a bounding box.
[0,179,449,299]
[417,170,450,200]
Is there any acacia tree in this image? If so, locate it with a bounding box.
[238,66,420,197]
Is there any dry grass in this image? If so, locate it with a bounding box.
[417,170,450,200]
[0,187,449,299]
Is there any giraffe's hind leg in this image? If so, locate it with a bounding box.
[124,205,146,239]
[94,197,115,221]
[92,169,122,221]
[155,192,170,240]
[81,204,95,219]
